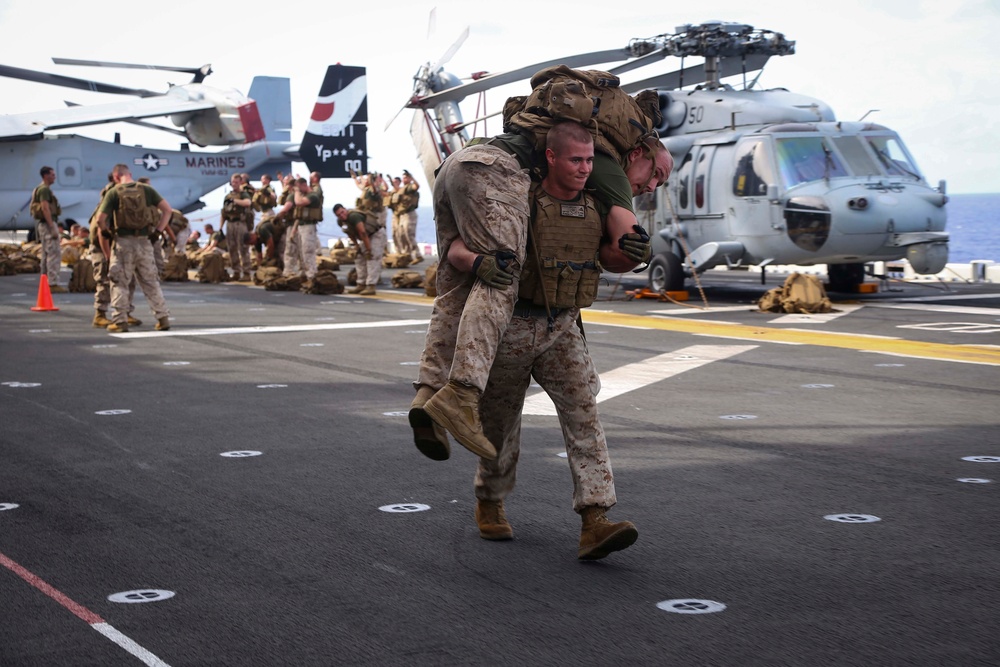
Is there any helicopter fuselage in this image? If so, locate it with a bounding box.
[643,87,948,289]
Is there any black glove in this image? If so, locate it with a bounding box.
[148,230,162,243]
[618,224,652,264]
[473,251,515,289]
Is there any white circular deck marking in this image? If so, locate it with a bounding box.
[162,361,191,366]
[0,503,19,511]
[379,503,430,513]
[957,478,992,484]
[92,344,118,349]
[802,384,835,389]
[300,343,325,347]
[29,329,51,334]
[399,361,420,366]
[557,452,568,458]
[383,411,409,417]
[108,589,175,604]
[257,384,288,389]
[12,293,26,297]
[95,409,132,416]
[656,599,727,615]
[875,363,906,367]
[720,414,757,420]
[962,456,1000,463]
[824,514,881,523]
[2,382,41,388]
[220,451,263,458]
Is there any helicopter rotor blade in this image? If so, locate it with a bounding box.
[621,53,770,92]
[0,63,159,97]
[428,26,470,75]
[409,47,632,108]
[608,47,669,76]
[53,58,213,83]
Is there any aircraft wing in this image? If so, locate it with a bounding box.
[408,48,633,108]
[0,96,216,140]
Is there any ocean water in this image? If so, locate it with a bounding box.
[406,192,1000,263]
[944,193,1000,263]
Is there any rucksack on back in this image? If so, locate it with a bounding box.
[504,65,659,164]
[69,259,97,292]
[114,183,156,231]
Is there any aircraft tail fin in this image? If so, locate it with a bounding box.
[300,65,368,178]
[249,76,292,142]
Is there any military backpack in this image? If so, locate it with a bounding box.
[113,183,157,231]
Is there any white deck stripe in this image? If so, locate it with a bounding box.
[92,623,171,667]
[868,303,1000,316]
[522,344,757,416]
[110,319,430,338]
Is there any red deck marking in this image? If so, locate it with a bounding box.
[0,550,104,624]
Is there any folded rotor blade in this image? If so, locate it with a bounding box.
[621,53,770,92]
[429,26,469,74]
[0,64,158,97]
[53,58,213,83]
[409,47,632,108]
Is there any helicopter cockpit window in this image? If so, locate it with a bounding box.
[865,135,923,180]
[776,137,848,188]
[830,136,879,176]
[732,140,775,197]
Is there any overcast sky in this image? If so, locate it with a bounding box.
[0,0,997,211]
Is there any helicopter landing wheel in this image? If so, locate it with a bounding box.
[648,252,685,292]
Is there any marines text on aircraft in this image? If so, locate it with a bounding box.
[399,21,948,292]
[0,62,368,230]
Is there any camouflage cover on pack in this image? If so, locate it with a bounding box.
[391,270,424,289]
[504,65,660,166]
[757,273,834,314]
[382,252,412,269]
[69,259,97,292]
[301,269,343,295]
[113,183,157,231]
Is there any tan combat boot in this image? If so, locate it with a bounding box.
[127,315,142,326]
[475,499,513,540]
[93,310,111,328]
[359,285,376,296]
[422,381,497,460]
[409,385,450,461]
[577,506,638,560]
[106,321,129,333]
[49,284,68,293]
[154,316,170,331]
[347,285,365,294]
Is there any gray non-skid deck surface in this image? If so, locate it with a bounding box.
[2,270,998,666]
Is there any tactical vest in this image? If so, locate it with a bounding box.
[505,65,659,167]
[518,184,603,309]
[356,186,383,213]
[112,182,157,231]
[222,191,249,223]
[399,184,419,212]
[30,184,61,221]
[252,186,277,212]
[346,208,381,236]
[293,194,323,222]
[89,183,114,244]
[168,210,189,233]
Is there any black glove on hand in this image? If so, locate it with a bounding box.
[148,230,162,243]
[618,224,652,264]
[473,252,515,289]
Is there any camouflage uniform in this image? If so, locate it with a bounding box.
[355,225,386,288]
[416,143,531,393]
[32,182,62,288]
[100,185,170,326]
[222,189,253,278]
[475,307,614,511]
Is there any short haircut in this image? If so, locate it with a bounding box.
[546,121,593,154]
[40,166,54,178]
[296,177,308,186]
[112,164,130,178]
[333,204,345,213]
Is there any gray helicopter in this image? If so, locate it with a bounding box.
[0,61,369,231]
[401,21,948,292]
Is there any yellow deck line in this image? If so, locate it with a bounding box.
[374,291,1000,366]
[580,310,1000,366]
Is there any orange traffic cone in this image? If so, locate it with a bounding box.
[30,274,59,312]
